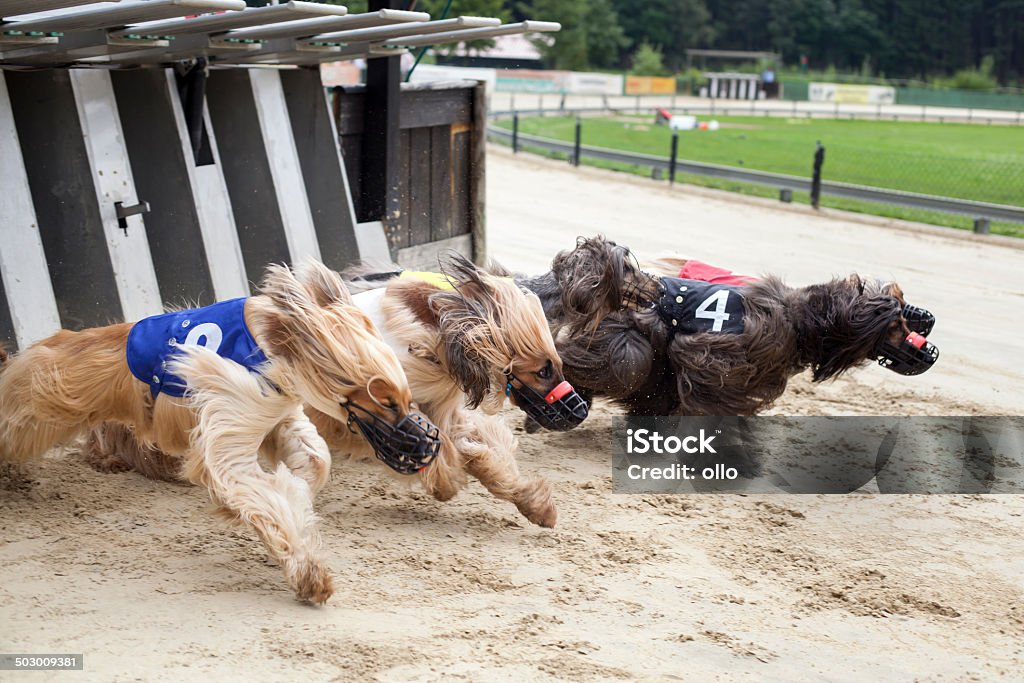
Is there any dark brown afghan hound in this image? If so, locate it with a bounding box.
[518,236,939,417]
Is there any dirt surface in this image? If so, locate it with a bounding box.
[2,149,1022,681]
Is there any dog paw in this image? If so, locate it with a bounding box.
[515,479,558,528]
[293,562,334,605]
[524,501,558,528]
[83,452,134,474]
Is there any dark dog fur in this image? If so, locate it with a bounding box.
[521,237,913,416]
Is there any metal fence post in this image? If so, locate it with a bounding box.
[573,116,582,167]
[669,129,679,184]
[811,141,825,209]
[974,218,991,234]
[512,112,519,153]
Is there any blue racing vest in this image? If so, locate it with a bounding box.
[126,298,268,398]
[656,277,746,336]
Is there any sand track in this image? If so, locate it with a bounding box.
[1,150,1022,681]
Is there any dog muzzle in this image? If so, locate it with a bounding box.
[902,303,935,337]
[877,331,939,376]
[504,375,589,431]
[345,402,441,475]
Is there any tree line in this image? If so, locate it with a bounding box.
[518,0,1023,86]
[301,1,1023,86]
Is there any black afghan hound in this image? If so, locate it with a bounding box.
[518,237,938,417]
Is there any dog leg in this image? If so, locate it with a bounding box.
[174,349,334,604]
[456,413,557,528]
[82,423,186,482]
[263,407,332,497]
[81,424,134,473]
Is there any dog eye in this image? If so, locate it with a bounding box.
[537,361,553,380]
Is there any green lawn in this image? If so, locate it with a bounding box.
[495,114,1024,237]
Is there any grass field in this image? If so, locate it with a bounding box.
[494,114,1024,238]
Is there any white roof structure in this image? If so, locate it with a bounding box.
[0,0,559,67]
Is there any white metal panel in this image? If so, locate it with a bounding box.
[247,68,321,264]
[381,20,561,48]
[227,9,428,41]
[6,0,244,32]
[162,69,248,299]
[114,0,346,38]
[69,69,163,320]
[0,0,109,19]
[0,72,62,347]
[310,16,499,44]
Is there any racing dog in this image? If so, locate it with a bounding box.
[0,260,439,603]
[307,254,589,528]
[519,236,938,416]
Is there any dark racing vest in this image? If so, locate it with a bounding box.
[655,277,746,336]
[126,297,268,398]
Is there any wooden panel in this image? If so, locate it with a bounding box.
[393,128,411,250]
[335,85,470,132]
[335,89,365,136]
[430,125,453,242]
[451,130,471,237]
[470,81,487,263]
[340,133,362,219]
[360,54,400,228]
[400,88,472,129]
[396,234,472,271]
[331,82,479,251]
[408,126,432,249]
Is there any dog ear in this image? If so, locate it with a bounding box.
[253,263,320,361]
[395,281,442,328]
[294,259,352,307]
[440,252,495,299]
[430,291,493,408]
[882,281,905,302]
[809,280,902,381]
[550,235,640,332]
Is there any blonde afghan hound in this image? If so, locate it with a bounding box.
[0,260,435,604]
[305,254,590,528]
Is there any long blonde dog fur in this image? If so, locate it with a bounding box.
[308,256,567,527]
[0,260,413,604]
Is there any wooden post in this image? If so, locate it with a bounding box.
[470,80,487,265]
[512,112,519,153]
[360,0,402,250]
